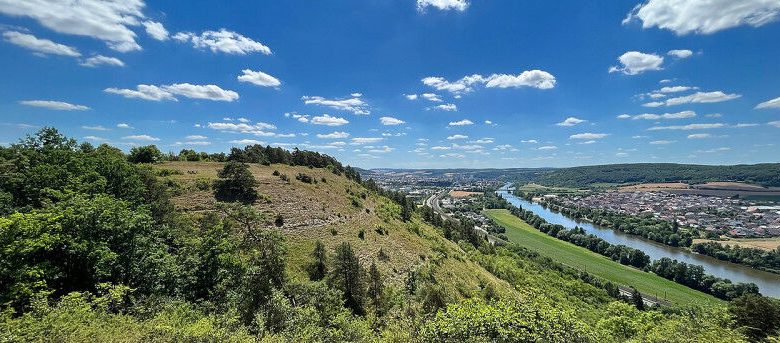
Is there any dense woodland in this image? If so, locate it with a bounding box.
[534,163,780,187]
[692,242,780,274]
[0,128,778,341]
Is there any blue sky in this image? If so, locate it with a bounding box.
[1,0,779,169]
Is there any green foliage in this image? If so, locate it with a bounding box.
[366,263,385,316]
[214,161,259,204]
[128,145,163,164]
[422,298,593,342]
[307,240,328,281]
[728,293,780,341]
[329,242,365,315]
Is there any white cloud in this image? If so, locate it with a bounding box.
[434,103,457,111]
[769,121,780,128]
[207,122,278,137]
[2,31,80,56]
[537,145,557,150]
[117,123,132,129]
[650,140,676,145]
[688,133,712,139]
[310,114,349,126]
[237,117,250,123]
[446,134,468,140]
[484,70,557,89]
[80,55,124,67]
[470,138,494,144]
[20,100,89,111]
[229,139,265,145]
[664,91,740,106]
[642,101,665,107]
[439,153,465,159]
[422,70,556,95]
[698,147,732,153]
[521,139,538,144]
[142,21,168,41]
[366,145,394,153]
[648,123,725,130]
[623,110,696,120]
[0,0,147,52]
[616,114,632,119]
[185,135,207,140]
[405,94,418,100]
[317,131,349,139]
[105,85,176,101]
[380,116,405,125]
[609,51,664,75]
[658,85,696,93]
[302,95,369,115]
[351,137,383,144]
[81,125,108,131]
[623,0,780,35]
[237,69,281,87]
[174,141,210,146]
[421,93,442,102]
[556,117,586,127]
[163,83,239,102]
[417,0,468,12]
[173,29,271,55]
[431,146,450,150]
[578,140,597,145]
[667,49,693,58]
[83,136,107,141]
[570,132,609,139]
[123,135,159,142]
[755,96,780,109]
[734,123,758,128]
[448,119,473,126]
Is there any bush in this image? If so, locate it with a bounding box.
[213,161,258,204]
[128,145,163,164]
[296,173,313,184]
[195,178,212,191]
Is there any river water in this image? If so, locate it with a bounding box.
[497,185,780,298]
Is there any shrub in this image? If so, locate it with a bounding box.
[195,178,212,191]
[272,170,280,176]
[213,161,258,204]
[296,173,313,184]
[128,145,162,164]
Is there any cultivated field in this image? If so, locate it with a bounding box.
[448,190,483,198]
[618,182,689,191]
[484,209,722,306]
[693,238,780,251]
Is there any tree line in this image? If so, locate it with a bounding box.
[692,241,780,274]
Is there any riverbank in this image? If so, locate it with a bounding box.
[485,209,721,306]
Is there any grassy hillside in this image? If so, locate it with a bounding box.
[534,163,780,188]
[484,209,721,306]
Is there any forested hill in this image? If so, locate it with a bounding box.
[535,163,780,188]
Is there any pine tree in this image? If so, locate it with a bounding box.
[367,262,385,316]
[329,242,365,315]
[308,240,328,281]
[631,287,645,310]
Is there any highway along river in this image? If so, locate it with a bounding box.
[497,185,780,298]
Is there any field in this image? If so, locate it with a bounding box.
[618,182,689,191]
[484,209,722,306]
[448,190,483,198]
[693,237,780,251]
[617,181,780,200]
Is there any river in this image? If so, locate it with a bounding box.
[497,185,780,298]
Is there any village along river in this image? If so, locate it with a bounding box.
[497,185,780,298]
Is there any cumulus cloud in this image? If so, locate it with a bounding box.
[0,0,148,52]
[448,119,473,126]
[755,96,780,109]
[648,123,725,130]
[619,110,696,120]
[142,20,168,40]
[537,145,557,150]
[317,131,349,139]
[417,0,468,12]
[405,94,418,100]
[658,86,697,93]
[310,114,349,126]
[207,122,278,137]
[2,31,80,56]
[667,49,693,58]
[446,134,468,140]
[173,29,271,55]
[650,140,676,145]
[80,55,124,67]
[117,123,133,129]
[380,116,405,125]
[769,121,780,128]
[105,83,239,102]
[609,51,664,75]
[237,69,281,87]
[623,0,780,35]
[122,135,159,142]
[81,125,108,131]
[663,91,741,106]
[351,137,383,144]
[421,93,442,102]
[20,100,89,111]
[570,133,609,139]
[687,133,712,139]
[302,95,369,115]
[556,117,586,127]
[521,139,538,144]
[422,70,556,95]
[434,103,457,111]
[229,139,265,145]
